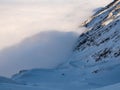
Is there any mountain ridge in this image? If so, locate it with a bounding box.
[10,1,120,90]
[0,0,120,90]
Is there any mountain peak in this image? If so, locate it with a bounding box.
[82,0,120,28]
[1,0,120,90]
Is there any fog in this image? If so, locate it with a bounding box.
[0,0,111,49]
[0,0,112,77]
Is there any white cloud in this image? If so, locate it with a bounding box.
[0,0,112,77]
[0,30,78,77]
[0,0,112,49]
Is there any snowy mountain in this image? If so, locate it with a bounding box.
[0,0,120,90]
[72,0,120,74]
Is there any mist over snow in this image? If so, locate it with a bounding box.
[0,0,112,77]
[0,31,78,77]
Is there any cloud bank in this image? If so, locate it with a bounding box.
[0,0,112,49]
[0,0,112,77]
[0,31,78,77]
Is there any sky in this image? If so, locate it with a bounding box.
[0,0,112,77]
[0,0,112,49]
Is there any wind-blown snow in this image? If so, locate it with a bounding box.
[0,0,112,77]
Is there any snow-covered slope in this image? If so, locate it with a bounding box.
[1,0,120,90]
[8,0,120,90]
[71,0,120,75]
[93,83,120,90]
[0,76,17,84]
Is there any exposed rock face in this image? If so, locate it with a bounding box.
[71,0,120,72]
[10,1,120,90]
